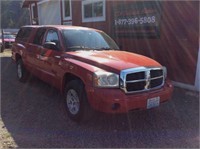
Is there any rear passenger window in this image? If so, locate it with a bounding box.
[33,28,46,46]
[16,28,32,42]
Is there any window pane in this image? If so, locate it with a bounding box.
[46,30,59,43]
[62,29,119,51]
[33,28,46,45]
[16,29,24,40]
[64,0,70,17]
[93,2,103,17]
[45,30,60,47]
[33,5,37,18]
[84,4,92,18]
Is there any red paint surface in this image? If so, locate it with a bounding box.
[86,79,173,113]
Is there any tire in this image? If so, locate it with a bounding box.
[64,80,94,122]
[16,59,29,82]
[0,44,4,53]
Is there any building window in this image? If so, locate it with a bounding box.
[31,4,37,19]
[82,0,106,22]
[31,3,38,24]
[62,0,72,20]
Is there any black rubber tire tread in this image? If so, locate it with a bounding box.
[64,80,94,123]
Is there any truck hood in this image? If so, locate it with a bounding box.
[66,50,161,73]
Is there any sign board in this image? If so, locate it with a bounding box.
[112,1,162,38]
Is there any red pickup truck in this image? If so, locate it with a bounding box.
[12,25,173,122]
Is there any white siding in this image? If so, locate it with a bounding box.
[38,0,61,25]
[195,2,200,91]
[195,42,200,90]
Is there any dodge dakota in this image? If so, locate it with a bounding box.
[12,25,173,122]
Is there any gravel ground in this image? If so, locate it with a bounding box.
[0,50,199,148]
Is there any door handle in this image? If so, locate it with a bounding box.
[54,55,61,59]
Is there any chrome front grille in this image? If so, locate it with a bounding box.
[120,67,165,93]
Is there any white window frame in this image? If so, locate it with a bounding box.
[62,0,72,21]
[31,3,37,24]
[82,0,106,23]
[31,3,36,19]
[37,0,50,5]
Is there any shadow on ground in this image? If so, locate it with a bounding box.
[1,56,199,148]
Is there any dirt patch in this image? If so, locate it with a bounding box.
[0,49,12,57]
[0,119,17,149]
[1,49,17,148]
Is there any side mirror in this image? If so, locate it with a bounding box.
[43,42,59,51]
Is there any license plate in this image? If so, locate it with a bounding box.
[147,96,160,109]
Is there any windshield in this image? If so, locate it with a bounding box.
[62,29,119,51]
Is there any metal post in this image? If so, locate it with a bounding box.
[1,29,5,53]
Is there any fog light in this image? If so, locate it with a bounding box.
[111,103,120,110]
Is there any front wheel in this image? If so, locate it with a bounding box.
[64,80,94,122]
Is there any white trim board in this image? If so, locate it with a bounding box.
[38,0,50,5]
[172,81,199,92]
[195,41,200,90]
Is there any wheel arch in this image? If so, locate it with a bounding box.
[15,53,22,62]
[62,73,85,94]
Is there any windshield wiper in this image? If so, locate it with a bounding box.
[68,46,92,51]
[95,47,117,50]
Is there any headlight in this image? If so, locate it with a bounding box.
[163,66,167,79]
[94,71,119,88]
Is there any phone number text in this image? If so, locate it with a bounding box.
[115,16,156,26]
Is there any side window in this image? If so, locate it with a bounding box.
[16,29,24,40]
[16,28,32,42]
[45,30,60,48]
[33,28,46,45]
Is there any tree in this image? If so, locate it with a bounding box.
[1,0,30,29]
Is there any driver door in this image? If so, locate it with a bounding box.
[38,29,63,87]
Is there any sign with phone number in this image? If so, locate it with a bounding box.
[115,15,156,26]
[112,1,162,38]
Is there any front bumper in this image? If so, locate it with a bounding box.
[85,79,173,113]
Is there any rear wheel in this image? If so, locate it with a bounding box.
[0,44,4,53]
[64,80,94,122]
[16,59,29,82]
